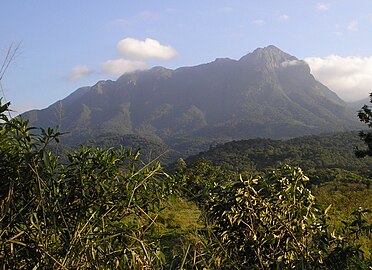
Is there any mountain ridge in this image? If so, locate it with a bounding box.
[23,45,361,156]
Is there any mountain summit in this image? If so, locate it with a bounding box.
[240,45,297,67]
[23,46,359,155]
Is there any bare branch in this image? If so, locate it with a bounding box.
[0,42,21,81]
[0,42,21,118]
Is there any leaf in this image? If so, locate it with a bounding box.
[43,150,50,168]
[324,204,332,215]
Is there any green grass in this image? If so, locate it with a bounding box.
[150,197,202,268]
[158,198,201,233]
[314,182,372,258]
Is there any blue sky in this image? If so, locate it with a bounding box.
[1,1,372,113]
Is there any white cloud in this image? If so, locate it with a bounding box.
[67,65,92,81]
[281,60,305,67]
[305,55,372,101]
[317,3,330,11]
[101,59,147,75]
[117,38,177,60]
[347,20,358,31]
[252,19,265,25]
[279,14,289,21]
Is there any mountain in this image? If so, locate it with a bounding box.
[347,97,370,112]
[23,45,361,156]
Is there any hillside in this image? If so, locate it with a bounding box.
[185,131,372,175]
[23,45,360,155]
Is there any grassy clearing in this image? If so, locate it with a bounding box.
[314,183,372,258]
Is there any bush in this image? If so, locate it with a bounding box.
[0,101,174,269]
[205,165,370,269]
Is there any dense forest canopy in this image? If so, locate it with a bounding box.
[184,132,372,186]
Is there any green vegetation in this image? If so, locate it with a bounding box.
[356,93,372,158]
[1,100,371,269]
[205,166,369,269]
[186,133,372,185]
[0,101,176,268]
[177,159,371,269]
[187,133,372,169]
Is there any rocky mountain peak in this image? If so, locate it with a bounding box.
[239,45,297,70]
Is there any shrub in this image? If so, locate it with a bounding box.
[0,101,174,269]
[205,165,370,269]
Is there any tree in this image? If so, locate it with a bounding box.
[356,93,372,157]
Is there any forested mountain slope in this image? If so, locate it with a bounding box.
[186,131,372,174]
[23,46,360,155]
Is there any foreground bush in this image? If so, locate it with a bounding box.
[0,101,174,269]
[204,165,371,269]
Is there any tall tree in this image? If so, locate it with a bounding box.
[356,93,372,157]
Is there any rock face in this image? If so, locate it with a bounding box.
[23,45,359,153]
